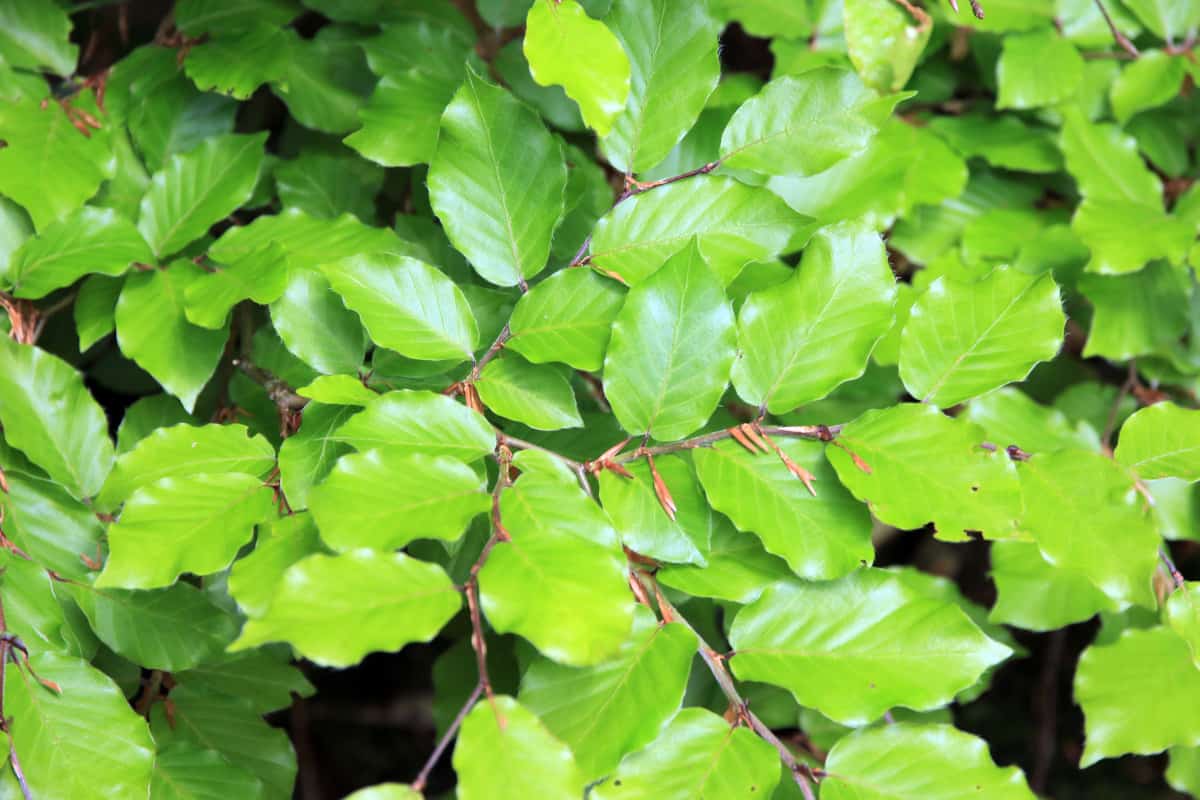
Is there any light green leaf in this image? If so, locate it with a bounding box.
[0,551,93,657]
[733,220,895,413]
[5,653,155,797]
[183,25,289,100]
[228,513,324,618]
[174,648,315,716]
[0,95,115,230]
[270,269,368,375]
[308,449,488,551]
[821,723,1037,799]
[524,0,631,135]
[479,469,634,666]
[599,456,710,566]
[928,113,1062,173]
[899,268,1065,408]
[602,0,721,173]
[1169,747,1200,796]
[296,375,378,407]
[1060,110,1161,205]
[1166,584,1200,668]
[97,473,276,590]
[1122,0,1200,41]
[494,38,585,133]
[1072,195,1193,274]
[332,390,495,460]
[97,423,275,510]
[150,743,265,800]
[591,706,780,800]
[508,268,625,372]
[209,208,401,271]
[174,0,299,34]
[520,609,695,778]
[694,438,873,580]
[718,0,811,37]
[0,337,114,499]
[0,0,76,75]
[477,355,583,431]
[8,207,150,299]
[729,569,1012,725]
[277,403,355,510]
[73,582,238,672]
[996,28,1083,109]
[184,242,290,329]
[658,521,791,603]
[232,551,461,668]
[1075,626,1200,766]
[115,263,230,412]
[0,197,34,285]
[323,253,478,361]
[720,68,895,176]
[845,0,931,91]
[149,685,296,799]
[453,696,586,800]
[1018,450,1159,608]
[0,470,106,579]
[603,241,735,441]
[428,69,567,287]
[344,785,422,800]
[270,26,374,135]
[274,152,384,223]
[137,133,267,259]
[963,387,1100,453]
[1110,50,1187,123]
[1115,402,1200,481]
[588,175,812,285]
[826,404,1023,541]
[1079,262,1191,361]
[989,540,1117,631]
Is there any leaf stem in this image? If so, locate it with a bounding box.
[1092,0,1139,58]
[469,324,511,382]
[232,359,308,411]
[603,424,840,467]
[411,681,483,793]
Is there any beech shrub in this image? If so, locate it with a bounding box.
[1,0,1200,797]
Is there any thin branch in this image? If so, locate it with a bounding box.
[468,324,511,382]
[412,681,483,793]
[1160,547,1186,589]
[634,572,817,800]
[1101,360,1139,448]
[1030,629,1065,793]
[1093,0,1139,57]
[0,599,32,800]
[232,359,308,411]
[892,0,931,29]
[602,424,840,467]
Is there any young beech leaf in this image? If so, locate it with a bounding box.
[657,521,792,604]
[8,207,151,299]
[231,551,461,668]
[331,390,496,460]
[428,68,567,287]
[989,541,1117,632]
[1166,583,1200,668]
[523,0,631,136]
[603,240,735,442]
[270,268,369,376]
[1114,402,1200,481]
[476,355,584,431]
[599,456,710,566]
[728,569,1012,725]
[149,744,265,800]
[732,220,896,414]
[507,268,626,372]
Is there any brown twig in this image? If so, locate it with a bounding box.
[1093,0,1139,57]
[1030,629,1065,793]
[1101,361,1139,448]
[0,599,32,800]
[594,424,840,469]
[411,681,483,793]
[232,359,308,411]
[468,324,511,382]
[892,0,931,29]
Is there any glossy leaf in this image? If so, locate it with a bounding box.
[8,207,151,299]
[277,403,356,511]
[996,28,1083,110]
[332,390,495,459]
[0,0,77,74]
[603,241,736,441]
[1115,402,1200,481]
[150,743,265,800]
[183,26,290,100]
[729,569,1012,725]
[507,268,625,371]
[599,456,710,566]
[228,513,324,619]
[845,0,932,92]
[657,521,792,603]
[232,551,461,667]
[477,355,583,430]
[270,269,368,375]
[989,540,1117,631]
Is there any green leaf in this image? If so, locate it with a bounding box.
[137,133,266,259]
[0,337,114,499]
[493,39,585,133]
[1115,402,1200,481]
[826,404,1023,541]
[845,0,931,91]
[1123,0,1200,41]
[183,25,290,100]
[331,390,495,459]
[508,267,625,372]
[1075,626,1200,766]
[963,387,1100,453]
[174,0,299,34]
[928,113,1062,173]
[599,456,710,566]
[821,723,1037,799]
[718,0,811,37]
[729,569,1011,725]
[899,268,1065,408]
[524,0,631,136]
[150,743,265,800]
[588,175,811,285]
[323,253,478,361]
[0,96,115,230]
[176,647,314,714]
[232,551,461,668]
[274,403,353,510]
[693,438,873,579]
[733,220,895,413]
[428,69,567,287]
[453,696,586,800]
[0,551,94,658]
[0,197,34,286]
[477,355,583,431]
[73,582,238,671]
[601,0,721,173]
[479,468,635,666]
[1018,450,1160,608]
[228,513,324,618]
[1071,195,1193,275]
[720,68,895,176]
[344,785,422,800]
[657,520,792,603]
[996,28,1083,109]
[209,208,401,271]
[184,242,290,329]
[270,269,368,375]
[1166,584,1200,668]
[603,241,735,441]
[520,609,696,778]
[97,473,276,590]
[5,653,155,796]
[0,470,106,579]
[0,0,76,75]
[8,207,151,299]
[989,540,1117,631]
[591,706,781,799]
[274,151,384,223]
[1060,110,1161,206]
[149,684,296,798]
[1110,50,1187,123]
[98,423,275,510]
[115,263,230,412]
[296,375,378,406]
[270,26,375,135]
[1079,262,1191,361]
